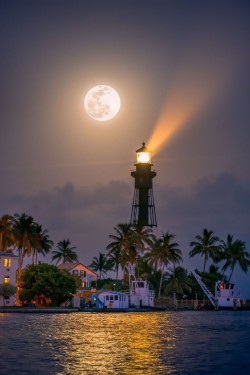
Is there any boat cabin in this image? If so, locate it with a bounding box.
[215,281,242,308]
[129,279,155,307]
[94,291,129,309]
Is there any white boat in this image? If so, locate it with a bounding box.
[192,271,243,309]
[129,278,155,308]
[215,280,242,308]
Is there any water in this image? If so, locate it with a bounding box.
[0,311,250,375]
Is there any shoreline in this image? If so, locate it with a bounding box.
[1,306,250,313]
[0,307,79,313]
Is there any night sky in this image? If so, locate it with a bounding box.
[1,1,250,296]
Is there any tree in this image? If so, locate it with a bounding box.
[19,263,77,306]
[107,246,120,280]
[12,213,41,272]
[220,234,250,281]
[189,228,221,272]
[0,283,17,306]
[164,267,192,298]
[106,223,135,275]
[131,224,154,278]
[107,223,154,278]
[89,252,113,279]
[147,232,182,298]
[0,214,16,251]
[32,224,54,264]
[51,239,78,264]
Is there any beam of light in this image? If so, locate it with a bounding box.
[148,72,222,157]
[147,41,244,158]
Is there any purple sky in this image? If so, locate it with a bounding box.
[1,0,250,296]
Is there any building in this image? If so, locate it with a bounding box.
[58,262,99,308]
[0,251,19,306]
[58,262,98,288]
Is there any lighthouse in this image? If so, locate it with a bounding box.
[130,142,157,227]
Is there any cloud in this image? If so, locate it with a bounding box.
[2,171,250,254]
[156,172,250,240]
[2,181,132,263]
[1,172,250,295]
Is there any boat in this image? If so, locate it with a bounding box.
[129,278,155,308]
[192,271,243,309]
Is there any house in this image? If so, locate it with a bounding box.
[0,251,19,306]
[58,262,99,308]
[58,262,98,288]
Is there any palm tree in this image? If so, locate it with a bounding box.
[189,228,221,272]
[106,223,135,275]
[0,214,16,251]
[164,267,192,297]
[89,252,113,279]
[12,213,41,272]
[132,224,154,254]
[32,224,54,264]
[107,246,120,280]
[107,223,154,278]
[161,232,182,269]
[51,239,78,264]
[220,234,250,281]
[131,224,154,277]
[147,232,182,298]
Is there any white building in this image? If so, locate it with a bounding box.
[0,251,19,306]
[95,291,129,309]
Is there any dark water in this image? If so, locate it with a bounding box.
[0,311,250,374]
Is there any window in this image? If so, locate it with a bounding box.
[4,276,10,283]
[82,282,85,287]
[106,295,109,301]
[80,270,86,277]
[110,295,114,301]
[73,270,78,275]
[114,295,118,301]
[4,258,11,267]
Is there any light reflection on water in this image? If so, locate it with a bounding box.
[1,311,250,374]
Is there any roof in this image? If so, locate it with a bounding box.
[58,262,98,277]
[98,290,129,296]
[58,262,78,271]
[0,250,18,258]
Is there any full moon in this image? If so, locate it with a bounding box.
[84,85,121,121]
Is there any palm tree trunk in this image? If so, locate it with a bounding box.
[158,266,164,298]
[203,258,207,272]
[228,267,234,282]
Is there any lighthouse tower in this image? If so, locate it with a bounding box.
[130,142,157,227]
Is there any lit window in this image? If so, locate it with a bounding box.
[4,276,10,283]
[82,282,85,287]
[4,258,11,267]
